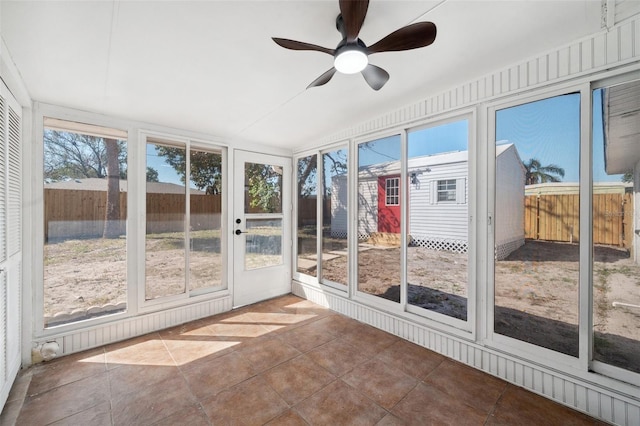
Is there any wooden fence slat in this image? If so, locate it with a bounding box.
[523,192,631,248]
[45,189,222,240]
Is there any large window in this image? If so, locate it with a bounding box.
[407,119,470,321]
[296,155,317,277]
[145,138,224,301]
[493,93,580,356]
[322,148,348,287]
[43,119,128,327]
[358,135,401,303]
[592,81,640,375]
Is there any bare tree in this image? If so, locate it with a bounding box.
[103,138,122,238]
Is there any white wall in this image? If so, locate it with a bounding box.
[495,145,525,258]
[409,160,468,245]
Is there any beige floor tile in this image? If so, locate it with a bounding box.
[111,374,196,425]
[278,321,337,353]
[151,404,211,426]
[423,359,507,413]
[27,348,106,396]
[108,363,181,396]
[295,379,387,425]
[201,376,288,425]
[342,358,418,409]
[49,401,111,426]
[265,409,309,425]
[237,337,301,372]
[376,338,445,380]
[392,381,488,425]
[306,338,370,376]
[16,372,110,425]
[182,351,256,400]
[262,354,336,405]
[105,333,175,369]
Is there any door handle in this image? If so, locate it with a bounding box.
[235,229,245,235]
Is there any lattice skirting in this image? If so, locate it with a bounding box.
[409,236,468,254]
[330,230,348,239]
[496,237,525,260]
[357,232,370,241]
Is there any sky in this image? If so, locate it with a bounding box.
[146,143,187,186]
[358,90,623,184]
[147,91,623,187]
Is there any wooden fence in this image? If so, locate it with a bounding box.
[524,193,633,248]
[45,189,221,241]
[297,196,331,225]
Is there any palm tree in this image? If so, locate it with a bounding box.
[523,158,565,185]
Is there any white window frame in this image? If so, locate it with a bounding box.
[385,177,400,206]
[32,104,230,338]
[436,179,456,202]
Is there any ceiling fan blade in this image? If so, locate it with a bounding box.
[339,0,369,42]
[367,22,437,54]
[307,68,337,89]
[361,64,389,91]
[272,38,335,55]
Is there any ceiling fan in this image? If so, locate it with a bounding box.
[272,0,437,91]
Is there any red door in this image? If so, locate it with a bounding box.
[377,175,401,233]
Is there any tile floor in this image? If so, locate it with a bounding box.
[1,294,603,425]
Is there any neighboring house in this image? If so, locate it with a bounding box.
[602,81,640,263]
[331,144,525,259]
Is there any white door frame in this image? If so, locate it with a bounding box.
[232,150,292,307]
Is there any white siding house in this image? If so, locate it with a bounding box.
[495,143,527,259]
[331,144,525,258]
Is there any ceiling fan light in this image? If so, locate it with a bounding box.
[334,49,368,74]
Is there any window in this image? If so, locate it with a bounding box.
[358,135,401,303]
[592,80,640,376]
[493,93,580,356]
[43,118,128,327]
[322,148,348,287]
[385,177,399,205]
[407,119,470,322]
[437,179,456,202]
[296,155,317,277]
[145,138,224,301]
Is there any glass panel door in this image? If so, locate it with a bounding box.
[233,151,291,307]
[493,93,581,356]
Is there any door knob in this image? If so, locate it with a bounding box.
[235,229,245,235]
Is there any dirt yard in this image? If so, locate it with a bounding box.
[46,236,638,373]
[315,240,639,372]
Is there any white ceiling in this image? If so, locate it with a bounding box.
[1,1,602,151]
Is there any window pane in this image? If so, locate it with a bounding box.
[592,82,640,373]
[145,142,186,300]
[322,148,348,286]
[43,120,127,327]
[494,94,580,356]
[189,149,223,291]
[245,163,282,214]
[297,155,317,276]
[358,136,401,302]
[407,120,469,320]
[245,218,283,270]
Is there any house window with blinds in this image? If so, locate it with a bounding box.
[437,179,456,202]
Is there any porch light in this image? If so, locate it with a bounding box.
[334,48,368,74]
